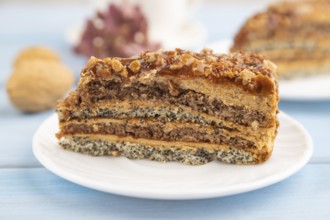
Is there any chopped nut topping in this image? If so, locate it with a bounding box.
[95,64,110,77]
[120,66,128,78]
[263,60,277,73]
[167,50,177,58]
[87,56,98,68]
[170,63,184,70]
[180,54,195,66]
[145,53,156,62]
[204,66,213,76]
[103,58,112,66]
[240,69,255,85]
[111,59,124,72]
[129,60,141,73]
[82,49,276,94]
[192,61,206,75]
[155,56,164,67]
[201,48,213,55]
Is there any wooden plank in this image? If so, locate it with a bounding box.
[0,165,330,219]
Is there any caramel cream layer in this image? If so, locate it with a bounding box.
[59,118,275,150]
[58,99,277,129]
[61,134,271,154]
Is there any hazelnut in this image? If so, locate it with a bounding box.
[6,60,74,113]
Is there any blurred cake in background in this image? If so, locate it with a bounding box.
[231,0,330,78]
[74,3,160,58]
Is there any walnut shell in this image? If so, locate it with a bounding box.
[6,60,74,112]
[14,46,60,66]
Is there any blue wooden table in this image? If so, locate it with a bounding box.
[1,2,330,219]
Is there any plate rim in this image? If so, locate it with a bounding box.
[32,111,313,200]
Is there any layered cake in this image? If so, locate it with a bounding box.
[56,49,279,165]
[231,0,330,78]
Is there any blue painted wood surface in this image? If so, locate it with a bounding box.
[1,2,330,219]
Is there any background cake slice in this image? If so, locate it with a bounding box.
[231,0,330,78]
[56,49,279,165]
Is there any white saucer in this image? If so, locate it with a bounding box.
[33,112,313,200]
[207,39,330,101]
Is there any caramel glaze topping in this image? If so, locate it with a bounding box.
[231,0,330,51]
[80,48,278,95]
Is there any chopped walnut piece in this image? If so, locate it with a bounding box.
[170,63,184,70]
[103,58,112,66]
[263,60,277,73]
[87,56,98,68]
[180,54,195,66]
[241,69,255,85]
[192,61,206,75]
[111,59,124,72]
[155,56,164,67]
[129,60,141,73]
[95,64,110,77]
[145,53,156,62]
[204,66,213,76]
[118,66,128,78]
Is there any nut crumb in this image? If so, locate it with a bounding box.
[111,59,123,72]
[240,69,255,85]
[129,60,141,73]
[180,54,195,66]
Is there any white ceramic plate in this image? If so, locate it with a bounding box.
[207,39,330,101]
[33,112,313,200]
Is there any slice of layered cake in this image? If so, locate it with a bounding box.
[56,49,279,165]
[231,0,330,78]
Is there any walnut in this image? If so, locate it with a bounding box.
[111,59,124,72]
[6,60,74,113]
[14,46,60,66]
[129,60,141,73]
